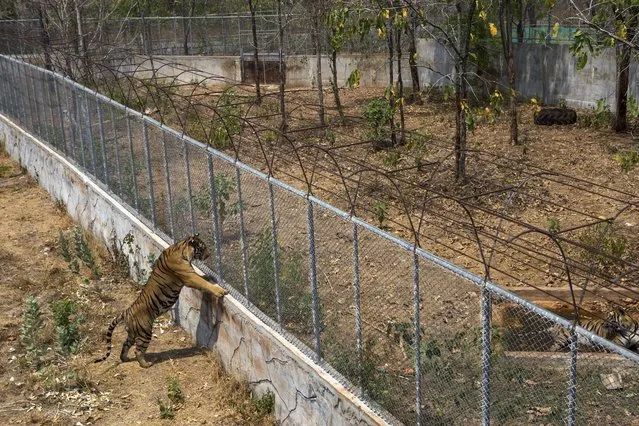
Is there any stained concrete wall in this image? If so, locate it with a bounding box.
[122,39,637,112]
[0,115,394,426]
[512,44,639,111]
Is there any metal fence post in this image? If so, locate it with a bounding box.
[268,179,282,325]
[72,87,87,168]
[1,58,9,112]
[83,93,98,177]
[567,331,578,426]
[28,67,42,136]
[161,132,175,238]
[184,141,196,235]
[53,76,68,155]
[142,121,156,228]
[65,83,78,162]
[307,197,321,361]
[126,115,140,211]
[236,166,250,298]
[97,101,109,187]
[110,107,122,195]
[7,58,16,117]
[0,58,8,112]
[44,73,56,145]
[412,250,423,425]
[16,61,29,128]
[36,70,48,139]
[1,58,12,114]
[352,222,363,392]
[481,286,492,426]
[208,154,223,277]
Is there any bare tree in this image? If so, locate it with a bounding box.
[310,2,326,126]
[182,0,196,55]
[246,0,262,104]
[36,1,52,70]
[326,2,348,123]
[276,0,287,131]
[406,0,478,181]
[385,2,397,146]
[498,0,519,145]
[407,5,421,103]
[394,1,406,144]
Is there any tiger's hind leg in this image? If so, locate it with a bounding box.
[134,336,153,368]
[119,334,134,362]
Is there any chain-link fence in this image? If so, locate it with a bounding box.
[0,14,389,58]
[1,55,638,425]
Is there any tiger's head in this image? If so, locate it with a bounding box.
[182,234,210,262]
[609,307,633,326]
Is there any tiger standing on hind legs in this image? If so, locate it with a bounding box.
[94,234,227,368]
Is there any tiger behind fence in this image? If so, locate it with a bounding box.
[550,308,639,353]
[94,234,227,368]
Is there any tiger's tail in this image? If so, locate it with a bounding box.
[94,311,125,363]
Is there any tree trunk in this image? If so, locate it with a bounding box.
[408,11,421,103]
[330,48,344,123]
[312,10,325,126]
[37,4,52,71]
[612,10,637,132]
[74,0,88,79]
[386,15,396,147]
[247,0,261,104]
[276,0,287,132]
[499,0,519,145]
[614,42,630,132]
[516,21,524,43]
[396,5,405,144]
[454,0,476,182]
[182,0,195,55]
[455,66,467,181]
[527,2,536,26]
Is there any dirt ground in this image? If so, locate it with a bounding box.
[172,83,639,316]
[0,150,275,425]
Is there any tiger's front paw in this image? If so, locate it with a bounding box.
[211,284,228,299]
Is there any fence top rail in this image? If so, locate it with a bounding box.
[0,13,285,25]
[3,53,638,365]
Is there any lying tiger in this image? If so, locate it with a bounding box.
[94,234,227,368]
[550,308,639,353]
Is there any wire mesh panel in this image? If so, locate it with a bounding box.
[414,259,483,425]
[210,158,244,293]
[572,336,639,424]
[127,116,153,221]
[266,183,313,348]
[86,96,107,187]
[234,169,276,317]
[489,297,570,425]
[144,123,170,234]
[103,103,125,199]
[351,225,416,423]
[184,145,217,266]
[309,203,357,362]
[162,132,191,240]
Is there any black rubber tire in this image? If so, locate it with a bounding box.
[534,108,577,125]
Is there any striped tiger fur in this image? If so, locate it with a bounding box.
[94,234,227,368]
[550,308,639,353]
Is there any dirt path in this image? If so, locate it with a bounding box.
[0,149,274,425]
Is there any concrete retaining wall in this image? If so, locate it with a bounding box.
[122,39,637,111]
[0,115,392,426]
